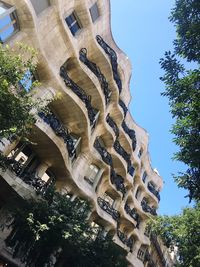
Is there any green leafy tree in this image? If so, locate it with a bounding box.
[3,188,127,267]
[160,0,200,201]
[0,43,40,169]
[150,204,200,267]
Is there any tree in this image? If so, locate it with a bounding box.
[160,0,200,201]
[150,204,200,267]
[3,188,127,267]
[0,43,40,169]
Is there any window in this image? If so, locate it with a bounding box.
[103,192,114,206]
[65,12,81,36]
[138,148,143,158]
[0,2,19,43]
[89,2,100,23]
[142,171,147,183]
[84,164,100,185]
[135,188,141,199]
[30,0,50,15]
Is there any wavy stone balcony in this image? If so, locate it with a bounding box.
[110,169,127,197]
[38,111,78,159]
[6,158,53,196]
[94,138,113,167]
[113,140,134,176]
[96,35,122,94]
[97,197,120,222]
[106,114,119,138]
[117,229,134,252]
[124,203,140,228]
[60,66,99,127]
[141,199,157,216]
[119,99,128,117]
[147,181,160,201]
[79,48,111,105]
[122,120,137,151]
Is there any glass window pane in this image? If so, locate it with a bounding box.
[90,3,99,23]
[70,22,80,35]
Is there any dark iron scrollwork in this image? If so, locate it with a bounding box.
[60,66,98,127]
[79,48,111,105]
[97,197,120,221]
[122,120,137,151]
[117,229,134,252]
[106,113,119,137]
[141,199,157,216]
[124,202,140,228]
[38,111,76,158]
[147,181,160,201]
[94,138,113,167]
[114,139,135,176]
[8,160,53,196]
[110,169,127,197]
[96,35,122,94]
[119,99,128,117]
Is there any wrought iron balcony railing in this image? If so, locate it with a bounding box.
[119,99,128,117]
[141,199,157,216]
[97,197,120,222]
[79,48,111,105]
[106,114,119,137]
[114,140,135,176]
[94,138,113,167]
[124,203,140,228]
[96,35,122,94]
[7,159,53,196]
[38,111,77,158]
[122,120,137,151]
[110,169,127,197]
[60,66,98,127]
[147,181,160,201]
[117,229,134,252]
[151,234,166,266]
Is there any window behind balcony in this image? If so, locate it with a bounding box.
[65,12,81,36]
[84,164,100,185]
[89,2,100,23]
[30,0,50,15]
[0,2,19,43]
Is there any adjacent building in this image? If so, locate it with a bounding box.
[0,0,164,266]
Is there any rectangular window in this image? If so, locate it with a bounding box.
[84,164,100,185]
[89,2,100,23]
[142,171,147,183]
[30,0,50,15]
[0,2,19,43]
[65,12,81,36]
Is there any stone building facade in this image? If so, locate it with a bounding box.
[0,0,164,266]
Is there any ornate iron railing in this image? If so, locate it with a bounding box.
[141,199,157,216]
[113,139,134,175]
[117,229,134,252]
[106,114,119,137]
[38,111,77,158]
[122,120,137,151]
[60,66,98,127]
[124,203,140,228]
[110,169,126,197]
[7,159,53,196]
[96,35,122,94]
[97,197,120,221]
[79,48,111,105]
[94,138,113,167]
[151,234,166,265]
[119,99,128,117]
[148,181,160,201]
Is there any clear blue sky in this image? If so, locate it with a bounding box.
[110,0,192,215]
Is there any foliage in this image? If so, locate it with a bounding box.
[160,0,200,201]
[150,204,200,267]
[0,43,39,139]
[3,188,127,267]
